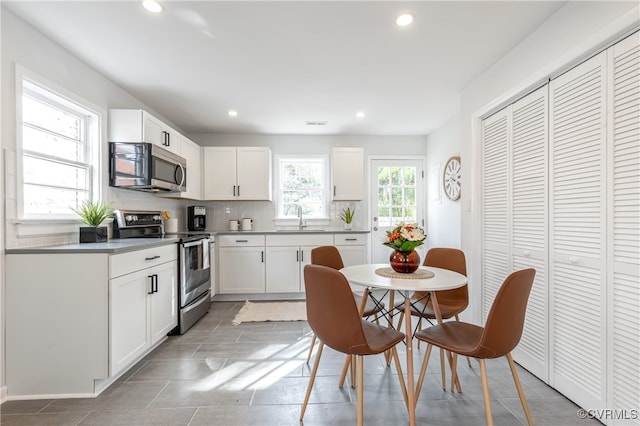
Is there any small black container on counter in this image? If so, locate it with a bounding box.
[80,226,108,243]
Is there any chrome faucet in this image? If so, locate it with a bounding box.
[298,205,306,230]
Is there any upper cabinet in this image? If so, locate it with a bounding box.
[109,109,181,155]
[179,136,202,200]
[332,147,364,200]
[203,146,272,200]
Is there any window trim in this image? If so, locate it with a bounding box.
[274,154,330,222]
[15,64,105,222]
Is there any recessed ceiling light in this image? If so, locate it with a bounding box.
[356,111,366,119]
[142,0,163,14]
[396,13,414,27]
[228,110,238,117]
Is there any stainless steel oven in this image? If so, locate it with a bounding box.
[112,210,211,335]
[177,236,212,334]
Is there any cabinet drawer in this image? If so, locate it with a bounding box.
[218,234,265,247]
[334,233,367,245]
[266,234,333,247]
[110,244,177,278]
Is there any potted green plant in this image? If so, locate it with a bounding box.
[338,207,356,230]
[72,200,112,243]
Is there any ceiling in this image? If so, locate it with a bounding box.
[4,1,567,136]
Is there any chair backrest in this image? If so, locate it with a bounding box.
[422,247,468,305]
[475,268,536,359]
[311,246,344,270]
[303,264,367,354]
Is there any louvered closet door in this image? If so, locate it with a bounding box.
[608,31,640,424]
[481,110,510,321]
[510,86,549,381]
[550,51,607,409]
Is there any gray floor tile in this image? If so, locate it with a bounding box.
[1,301,590,426]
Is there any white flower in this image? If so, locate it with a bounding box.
[401,226,425,241]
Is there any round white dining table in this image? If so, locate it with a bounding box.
[340,263,468,426]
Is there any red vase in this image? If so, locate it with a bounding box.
[389,250,420,273]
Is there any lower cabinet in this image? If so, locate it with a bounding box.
[265,234,334,293]
[216,232,369,296]
[218,235,266,293]
[4,243,178,398]
[334,233,369,266]
[110,260,177,376]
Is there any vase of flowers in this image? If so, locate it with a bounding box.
[382,222,426,273]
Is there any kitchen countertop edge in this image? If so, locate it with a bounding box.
[5,237,181,254]
[214,229,370,235]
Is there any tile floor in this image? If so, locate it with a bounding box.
[1,301,598,426]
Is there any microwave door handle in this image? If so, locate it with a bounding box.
[175,163,186,188]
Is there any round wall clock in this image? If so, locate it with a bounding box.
[443,156,461,201]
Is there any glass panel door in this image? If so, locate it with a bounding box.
[370,159,424,263]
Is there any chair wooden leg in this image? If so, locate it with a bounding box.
[414,343,433,404]
[450,353,458,392]
[478,359,494,426]
[339,355,351,388]
[439,348,446,390]
[306,334,317,364]
[396,311,405,330]
[357,355,364,426]
[455,314,472,367]
[506,353,534,426]
[300,342,324,420]
[390,346,409,410]
[351,355,356,388]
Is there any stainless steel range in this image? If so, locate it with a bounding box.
[113,210,212,334]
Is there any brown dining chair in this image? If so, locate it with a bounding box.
[394,247,469,390]
[414,268,536,426]
[300,264,408,426]
[305,246,385,364]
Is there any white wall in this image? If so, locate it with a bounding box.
[425,113,461,250]
[456,1,639,323]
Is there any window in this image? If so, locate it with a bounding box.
[18,74,100,219]
[376,166,417,227]
[276,156,329,219]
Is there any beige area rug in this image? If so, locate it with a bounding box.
[232,300,307,325]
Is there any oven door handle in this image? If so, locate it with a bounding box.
[183,238,209,248]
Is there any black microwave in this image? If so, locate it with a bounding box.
[109,142,186,192]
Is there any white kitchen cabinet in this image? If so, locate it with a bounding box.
[109,244,177,376]
[334,233,369,266]
[4,242,177,398]
[178,136,202,200]
[332,147,364,200]
[203,146,272,200]
[109,109,181,155]
[265,234,333,293]
[218,234,266,293]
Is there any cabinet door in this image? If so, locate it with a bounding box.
[180,137,202,200]
[149,261,178,345]
[218,247,265,293]
[142,112,165,148]
[266,246,301,292]
[203,147,237,200]
[336,245,368,267]
[332,147,364,200]
[236,147,272,200]
[110,269,150,376]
